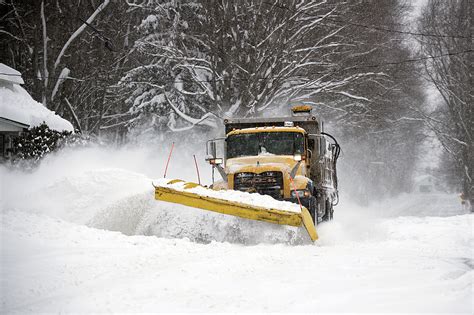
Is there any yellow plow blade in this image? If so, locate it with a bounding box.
[154,180,318,241]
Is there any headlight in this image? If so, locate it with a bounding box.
[291,189,311,198]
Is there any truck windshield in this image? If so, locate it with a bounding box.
[227,132,304,158]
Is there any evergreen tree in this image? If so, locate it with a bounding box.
[12,123,71,161]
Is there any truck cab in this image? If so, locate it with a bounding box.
[206,107,340,224]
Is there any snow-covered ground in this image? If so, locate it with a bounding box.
[1,146,472,313]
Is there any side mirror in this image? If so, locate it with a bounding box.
[209,141,217,158]
[208,158,223,165]
[206,140,223,165]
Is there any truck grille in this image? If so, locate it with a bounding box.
[234,171,284,200]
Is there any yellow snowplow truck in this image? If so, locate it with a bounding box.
[155,106,340,241]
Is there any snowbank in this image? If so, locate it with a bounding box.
[1,207,472,313]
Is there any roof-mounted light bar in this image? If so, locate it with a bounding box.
[291,105,312,116]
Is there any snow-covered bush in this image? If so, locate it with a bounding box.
[12,123,72,162]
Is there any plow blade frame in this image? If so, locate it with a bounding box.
[154,181,318,241]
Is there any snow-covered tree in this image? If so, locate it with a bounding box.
[121,0,381,136]
[1,0,137,138]
[417,0,473,209]
[121,0,216,136]
[2,0,110,109]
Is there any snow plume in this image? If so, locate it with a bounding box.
[125,114,223,149]
[2,142,469,246]
[333,127,421,207]
[0,144,308,244]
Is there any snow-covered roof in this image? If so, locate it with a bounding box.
[0,63,73,132]
[0,63,24,85]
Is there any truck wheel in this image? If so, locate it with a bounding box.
[322,199,333,221]
[308,196,318,225]
[326,199,334,220]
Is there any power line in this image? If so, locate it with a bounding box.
[0,49,471,83]
[108,2,472,41]
[343,49,473,70]
[326,17,473,39]
[264,1,473,40]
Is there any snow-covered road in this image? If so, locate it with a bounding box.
[1,147,472,313]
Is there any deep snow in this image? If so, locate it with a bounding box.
[1,146,472,313]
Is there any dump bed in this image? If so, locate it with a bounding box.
[224,115,321,135]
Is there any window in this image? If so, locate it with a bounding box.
[227,132,304,158]
[0,134,4,157]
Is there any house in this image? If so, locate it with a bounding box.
[0,117,29,158]
[413,174,441,193]
[0,63,73,159]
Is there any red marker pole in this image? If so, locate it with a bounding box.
[289,176,304,212]
[193,154,201,185]
[163,142,175,178]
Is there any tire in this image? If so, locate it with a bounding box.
[308,196,318,225]
[326,199,334,220]
[322,199,333,221]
